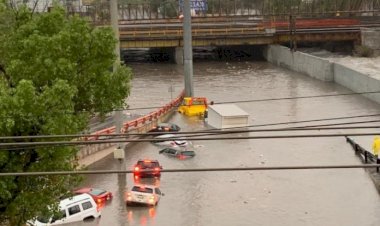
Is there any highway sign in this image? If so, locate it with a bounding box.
[179,0,208,12]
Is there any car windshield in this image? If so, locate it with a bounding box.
[137,161,159,168]
[37,214,51,223]
[89,188,106,196]
[132,186,153,194]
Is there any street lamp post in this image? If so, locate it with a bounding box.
[183,0,194,97]
[110,0,125,162]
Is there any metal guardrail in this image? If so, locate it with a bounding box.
[346,136,380,172]
[86,90,185,141]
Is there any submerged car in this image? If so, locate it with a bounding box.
[149,123,180,133]
[126,185,163,206]
[159,148,195,158]
[151,134,189,148]
[74,187,112,204]
[133,159,163,178]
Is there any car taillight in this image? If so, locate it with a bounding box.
[134,166,139,171]
[154,167,160,171]
[97,198,102,203]
[164,128,169,131]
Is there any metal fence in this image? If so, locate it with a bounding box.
[7,0,380,22]
[346,136,380,172]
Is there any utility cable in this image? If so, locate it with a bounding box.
[1,164,379,176]
[1,115,380,140]
[122,91,380,111]
[2,125,380,151]
[1,132,380,149]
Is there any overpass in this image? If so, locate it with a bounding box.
[119,17,366,49]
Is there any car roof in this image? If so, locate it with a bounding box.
[155,134,175,138]
[59,194,93,207]
[137,159,159,163]
[74,187,92,193]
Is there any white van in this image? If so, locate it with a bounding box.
[27,193,101,225]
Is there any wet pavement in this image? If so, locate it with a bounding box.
[71,59,380,226]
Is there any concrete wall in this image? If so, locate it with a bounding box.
[264,44,380,105]
[334,64,380,104]
[264,45,334,81]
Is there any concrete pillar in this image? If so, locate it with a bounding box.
[361,28,380,55]
[174,47,184,64]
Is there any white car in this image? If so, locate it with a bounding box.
[126,185,163,206]
[151,134,189,148]
[27,194,101,225]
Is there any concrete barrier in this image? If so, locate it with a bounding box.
[334,63,380,104]
[77,91,184,167]
[263,44,380,104]
[264,45,334,81]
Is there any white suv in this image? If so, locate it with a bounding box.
[27,193,101,225]
[126,185,163,206]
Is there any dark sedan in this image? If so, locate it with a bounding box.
[149,123,180,133]
[159,148,195,159]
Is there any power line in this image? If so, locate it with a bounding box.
[0,91,379,120]
[1,114,380,140]
[2,125,380,151]
[1,164,379,176]
[1,132,380,149]
[204,113,380,131]
[123,91,380,111]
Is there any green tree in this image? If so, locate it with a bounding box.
[0,2,131,225]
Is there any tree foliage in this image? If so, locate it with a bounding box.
[0,1,131,225]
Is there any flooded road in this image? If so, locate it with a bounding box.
[74,59,380,226]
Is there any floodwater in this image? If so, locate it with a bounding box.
[71,53,380,226]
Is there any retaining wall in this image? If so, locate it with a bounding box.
[263,44,380,104]
[264,45,334,81]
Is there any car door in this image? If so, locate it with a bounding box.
[66,204,82,223]
[81,200,96,219]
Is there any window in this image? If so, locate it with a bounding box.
[82,201,93,210]
[89,189,106,196]
[68,205,81,216]
[138,161,159,168]
[167,149,176,154]
[155,188,161,195]
[132,186,153,194]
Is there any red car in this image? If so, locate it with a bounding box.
[133,159,162,178]
[74,187,112,204]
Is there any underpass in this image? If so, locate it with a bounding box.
[72,60,380,226]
